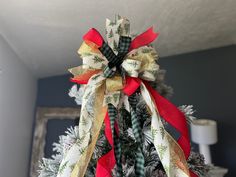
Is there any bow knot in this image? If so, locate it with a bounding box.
[100,36,131,78]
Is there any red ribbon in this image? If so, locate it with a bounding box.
[96,112,116,177]
[123,77,141,96]
[82,27,159,52]
[129,27,159,51]
[83,28,104,47]
[70,78,88,85]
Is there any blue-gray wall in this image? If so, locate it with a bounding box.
[36,74,76,107]
[36,45,236,177]
[35,75,77,161]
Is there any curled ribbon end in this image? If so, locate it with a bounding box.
[129,26,159,51]
[70,77,78,83]
[153,31,159,41]
[148,26,159,42]
[70,77,88,84]
[83,28,104,47]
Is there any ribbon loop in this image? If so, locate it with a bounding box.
[118,36,132,54]
[122,59,142,77]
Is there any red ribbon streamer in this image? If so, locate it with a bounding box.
[129,27,159,51]
[96,112,116,177]
[143,81,191,158]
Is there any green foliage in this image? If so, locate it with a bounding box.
[58,161,68,174]
[151,127,158,137]
[79,147,86,155]
[108,29,114,38]
[113,40,118,52]
[81,116,88,126]
[157,144,167,160]
[159,127,165,140]
[76,135,85,146]
[142,48,153,53]
[109,21,116,26]
[117,25,123,35]
[93,56,104,63]
[91,74,100,81]
[113,93,119,103]
[124,23,130,34]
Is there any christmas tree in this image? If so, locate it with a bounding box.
[39,16,210,177]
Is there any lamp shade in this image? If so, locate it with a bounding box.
[190,119,217,145]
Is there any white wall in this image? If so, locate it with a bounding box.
[0,35,37,177]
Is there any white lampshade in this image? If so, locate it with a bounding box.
[190,119,218,164]
[191,119,217,145]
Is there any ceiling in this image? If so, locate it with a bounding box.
[0,0,235,78]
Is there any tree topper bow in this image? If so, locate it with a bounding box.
[57,16,197,177]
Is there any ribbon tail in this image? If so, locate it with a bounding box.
[140,82,190,177]
[70,81,107,177]
[128,93,145,176]
[56,74,106,177]
[96,112,116,177]
[129,27,159,51]
[96,150,115,177]
[143,81,190,158]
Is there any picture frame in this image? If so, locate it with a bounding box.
[30,107,80,177]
